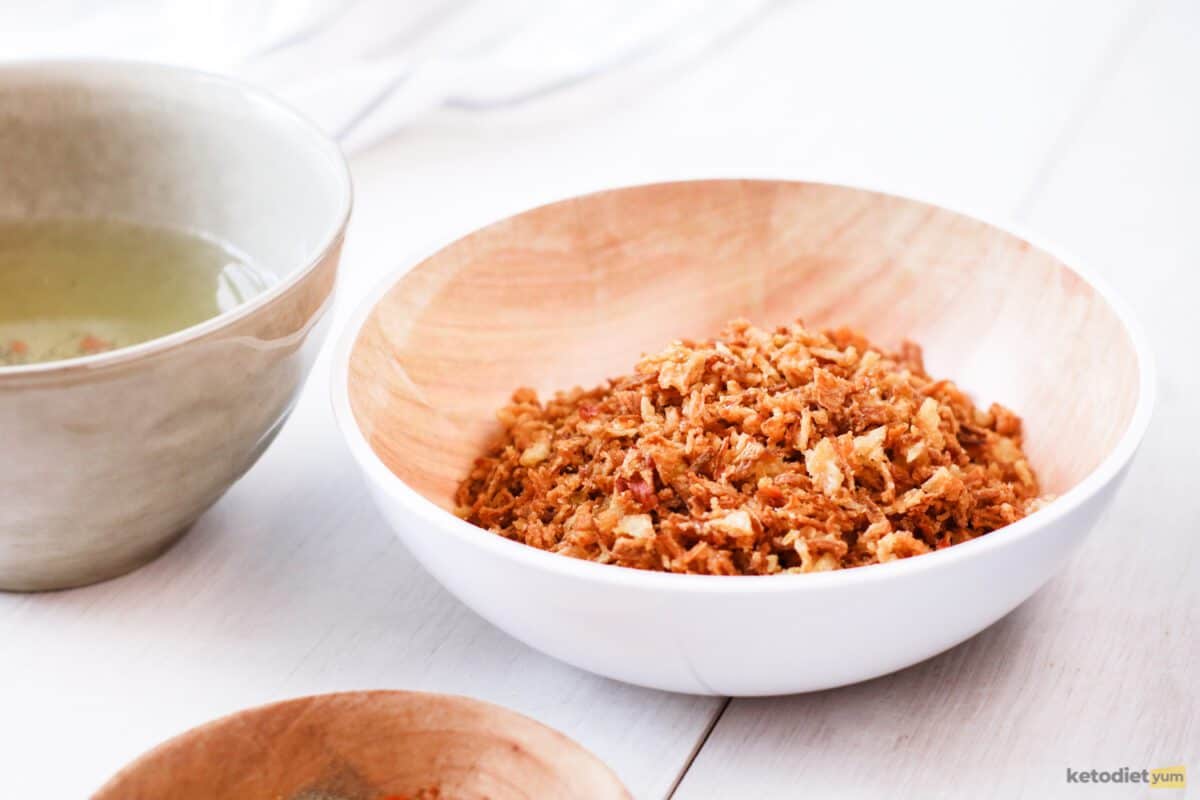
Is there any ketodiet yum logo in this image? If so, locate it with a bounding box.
[1065,765,1186,789]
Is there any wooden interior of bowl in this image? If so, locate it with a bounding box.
[94,691,629,800]
[348,180,1141,507]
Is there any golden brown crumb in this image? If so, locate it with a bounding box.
[455,320,1044,575]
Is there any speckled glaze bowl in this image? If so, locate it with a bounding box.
[0,61,351,591]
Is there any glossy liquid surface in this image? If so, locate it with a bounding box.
[0,219,272,366]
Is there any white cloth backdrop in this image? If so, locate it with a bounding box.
[0,0,773,151]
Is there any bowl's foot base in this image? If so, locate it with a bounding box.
[0,522,196,593]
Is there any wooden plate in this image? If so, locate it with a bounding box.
[93,691,631,799]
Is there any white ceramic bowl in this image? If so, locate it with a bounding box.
[333,180,1154,696]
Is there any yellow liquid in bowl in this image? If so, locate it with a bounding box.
[0,218,273,366]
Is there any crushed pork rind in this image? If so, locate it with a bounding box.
[455,320,1045,575]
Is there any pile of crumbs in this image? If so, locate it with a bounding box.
[456,320,1046,576]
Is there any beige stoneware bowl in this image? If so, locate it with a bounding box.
[94,690,631,799]
[0,61,351,591]
[336,179,1154,695]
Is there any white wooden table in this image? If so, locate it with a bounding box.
[3,1,1196,797]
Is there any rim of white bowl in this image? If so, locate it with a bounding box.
[0,58,353,378]
[331,177,1156,594]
